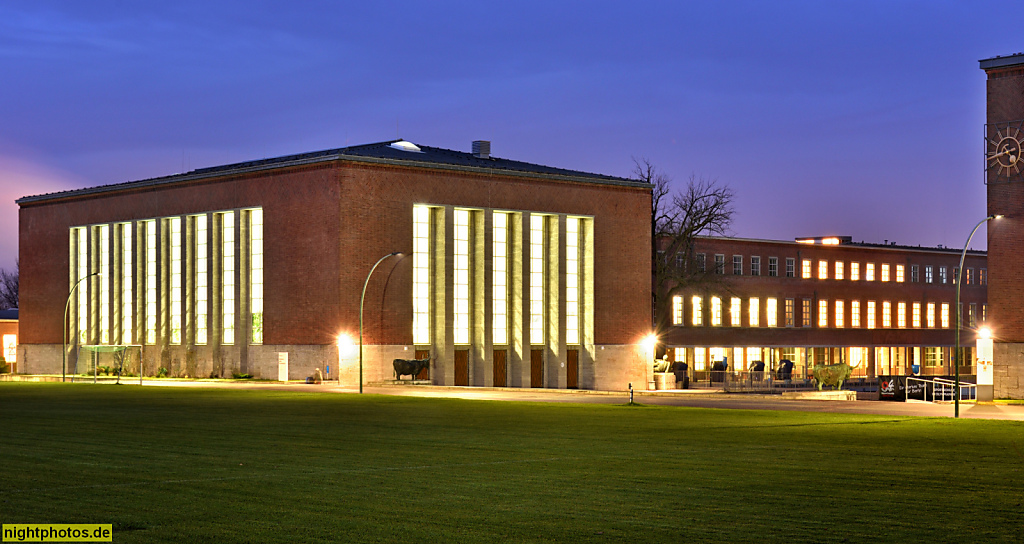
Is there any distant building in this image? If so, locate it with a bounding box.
[16,140,652,390]
[660,236,986,381]
[0,309,17,373]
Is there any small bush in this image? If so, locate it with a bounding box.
[232,372,254,380]
[156,367,169,378]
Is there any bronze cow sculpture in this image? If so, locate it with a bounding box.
[811,363,854,391]
[393,358,430,380]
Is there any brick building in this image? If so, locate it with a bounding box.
[982,52,1024,399]
[661,235,987,381]
[16,140,652,390]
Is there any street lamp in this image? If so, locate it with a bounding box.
[359,252,402,394]
[63,272,101,382]
[954,214,1000,418]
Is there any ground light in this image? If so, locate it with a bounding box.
[954,214,1000,417]
[62,272,100,383]
[359,252,402,394]
[335,333,354,384]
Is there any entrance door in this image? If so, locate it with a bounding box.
[531,349,544,388]
[567,349,579,389]
[454,350,469,386]
[493,350,507,387]
[415,349,430,380]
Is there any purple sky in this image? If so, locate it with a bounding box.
[1,1,1019,272]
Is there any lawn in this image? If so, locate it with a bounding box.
[1,383,1021,543]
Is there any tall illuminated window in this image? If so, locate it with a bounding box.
[493,212,509,344]
[672,296,683,325]
[850,262,860,281]
[851,300,860,328]
[748,297,759,327]
[818,299,828,328]
[896,264,905,283]
[817,260,827,280]
[195,215,208,345]
[694,348,706,371]
[834,300,844,328]
[897,302,907,328]
[169,217,182,345]
[145,220,157,345]
[766,298,777,327]
[730,297,741,327]
[250,209,264,344]
[691,296,703,326]
[711,296,722,326]
[785,299,794,327]
[866,263,875,282]
[121,224,132,343]
[881,264,890,282]
[530,215,545,344]
[867,301,876,329]
[454,209,470,345]
[98,225,110,344]
[566,217,580,345]
[834,261,844,280]
[802,299,811,327]
[413,205,430,344]
[882,301,892,328]
[912,302,921,328]
[927,302,936,328]
[802,259,811,279]
[222,211,235,345]
[941,303,950,328]
[77,227,88,343]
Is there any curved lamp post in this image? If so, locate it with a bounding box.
[954,214,1000,418]
[63,272,100,382]
[359,252,402,394]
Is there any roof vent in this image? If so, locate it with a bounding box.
[472,140,491,159]
[389,140,422,153]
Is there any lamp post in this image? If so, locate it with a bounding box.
[63,272,100,383]
[359,252,402,394]
[954,214,999,418]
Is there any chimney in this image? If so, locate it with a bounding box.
[472,140,491,159]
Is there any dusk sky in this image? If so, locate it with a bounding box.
[1,1,1019,272]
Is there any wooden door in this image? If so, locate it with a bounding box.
[493,350,507,387]
[454,350,469,386]
[415,349,430,380]
[531,349,544,388]
[567,349,579,389]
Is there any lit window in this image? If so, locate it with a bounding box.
[692,296,703,326]
[881,264,890,282]
[222,212,235,345]
[802,299,811,327]
[802,259,811,279]
[941,303,950,328]
[834,261,844,281]
[966,268,973,285]
[818,260,828,280]
[413,205,431,344]
[983,303,988,322]
[76,227,88,343]
[711,297,722,326]
[980,269,988,285]
[169,217,182,345]
[925,265,933,284]
[785,299,794,327]
[730,297,741,327]
[882,301,891,328]
[867,301,876,329]
[866,263,875,282]
[818,299,828,328]
[851,300,860,328]
[895,264,904,283]
[250,209,263,345]
[454,209,470,345]
[121,223,133,344]
[494,212,509,344]
[748,298,759,327]
[694,348,706,371]
[834,300,844,328]
[98,224,110,344]
[530,215,545,344]
[897,302,906,328]
[912,302,921,328]
[850,262,860,281]
[927,302,936,328]
[145,220,157,345]
[746,348,760,369]
[672,296,683,325]
[766,298,777,327]
[939,267,947,284]
[195,215,208,345]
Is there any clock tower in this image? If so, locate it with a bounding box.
[981,52,1024,399]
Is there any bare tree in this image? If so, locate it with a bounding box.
[0,260,17,310]
[633,159,735,350]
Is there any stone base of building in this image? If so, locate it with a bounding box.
[782,390,857,401]
[993,343,1024,399]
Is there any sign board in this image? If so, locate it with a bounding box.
[277,352,289,382]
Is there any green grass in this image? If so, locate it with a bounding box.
[1,384,1022,543]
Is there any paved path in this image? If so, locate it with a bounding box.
[126,379,1024,421]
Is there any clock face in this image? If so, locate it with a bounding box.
[987,120,1024,182]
